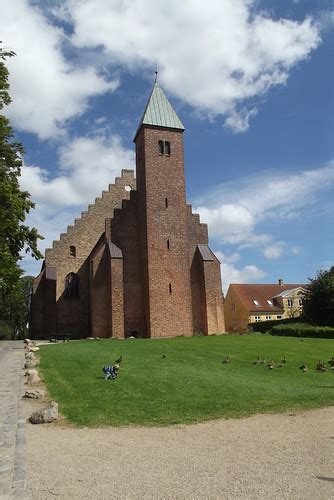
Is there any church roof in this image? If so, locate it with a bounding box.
[135,83,185,138]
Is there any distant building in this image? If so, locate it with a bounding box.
[224,280,307,333]
[31,82,225,339]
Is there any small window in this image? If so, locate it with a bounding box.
[276,315,282,320]
[70,245,76,257]
[165,197,168,208]
[253,300,260,306]
[265,315,272,320]
[167,239,170,250]
[267,300,273,306]
[64,273,79,299]
[169,283,172,294]
[158,141,164,155]
[255,316,261,322]
[231,303,236,311]
[287,299,293,307]
[165,141,171,156]
[298,298,303,307]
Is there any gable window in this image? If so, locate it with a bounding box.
[70,245,76,257]
[158,140,164,155]
[287,299,293,307]
[64,273,79,299]
[253,300,260,306]
[298,298,303,307]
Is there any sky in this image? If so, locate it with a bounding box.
[2,0,334,293]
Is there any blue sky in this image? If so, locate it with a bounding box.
[3,0,334,292]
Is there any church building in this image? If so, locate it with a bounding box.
[31,83,225,338]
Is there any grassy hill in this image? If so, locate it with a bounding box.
[38,334,334,427]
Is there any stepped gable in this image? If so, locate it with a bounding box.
[45,169,135,264]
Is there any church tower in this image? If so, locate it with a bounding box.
[31,81,225,339]
[134,83,193,337]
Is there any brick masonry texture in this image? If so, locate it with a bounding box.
[31,119,225,338]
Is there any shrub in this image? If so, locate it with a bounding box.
[270,322,334,339]
[248,317,301,333]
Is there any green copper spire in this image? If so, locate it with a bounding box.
[135,83,185,139]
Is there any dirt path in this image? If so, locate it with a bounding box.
[24,406,334,499]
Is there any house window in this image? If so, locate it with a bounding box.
[267,300,273,306]
[64,273,79,299]
[165,141,171,156]
[70,245,76,257]
[298,298,303,307]
[253,300,260,306]
[276,315,282,320]
[265,315,272,320]
[158,140,164,155]
[254,316,261,322]
[287,299,293,307]
[169,283,172,294]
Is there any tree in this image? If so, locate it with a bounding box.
[303,267,334,327]
[0,42,43,337]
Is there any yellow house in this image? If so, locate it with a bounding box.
[224,280,307,333]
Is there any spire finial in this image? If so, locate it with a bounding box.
[154,62,158,83]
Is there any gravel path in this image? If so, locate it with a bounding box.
[0,341,26,498]
[24,406,334,499]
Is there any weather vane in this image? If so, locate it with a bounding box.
[154,62,158,83]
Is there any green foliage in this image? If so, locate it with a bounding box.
[270,322,334,339]
[38,335,334,427]
[0,43,43,336]
[303,267,334,327]
[248,317,301,333]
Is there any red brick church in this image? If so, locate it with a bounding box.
[31,83,225,338]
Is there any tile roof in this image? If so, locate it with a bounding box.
[135,83,185,138]
[229,283,308,312]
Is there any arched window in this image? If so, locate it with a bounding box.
[64,273,79,299]
[165,141,171,156]
[158,140,164,155]
[70,245,76,257]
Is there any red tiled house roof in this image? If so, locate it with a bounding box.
[230,284,308,313]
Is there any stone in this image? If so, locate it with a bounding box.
[29,402,58,424]
[28,346,39,352]
[24,358,39,369]
[25,351,36,360]
[25,369,41,385]
[23,389,45,399]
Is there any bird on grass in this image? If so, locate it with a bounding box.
[162,354,167,359]
[280,356,287,365]
[267,360,275,369]
[115,355,123,364]
[252,356,261,365]
[328,357,334,369]
[222,356,230,364]
[299,364,308,372]
[316,360,327,372]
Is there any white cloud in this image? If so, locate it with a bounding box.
[263,242,285,260]
[54,0,320,132]
[2,0,118,138]
[215,251,267,293]
[195,162,334,248]
[20,134,134,206]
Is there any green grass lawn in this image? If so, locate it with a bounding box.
[38,334,334,427]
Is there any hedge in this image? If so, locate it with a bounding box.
[270,323,334,339]
[248,317,301,333]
